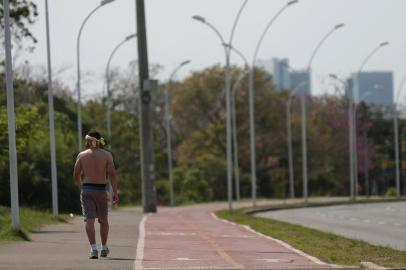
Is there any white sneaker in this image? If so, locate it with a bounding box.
[89,249,98,259]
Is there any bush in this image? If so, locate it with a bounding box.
[174,168,213,205]
[385,187,397,197]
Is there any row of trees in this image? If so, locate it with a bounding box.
[0,1,401,212]
[0,62,402,212]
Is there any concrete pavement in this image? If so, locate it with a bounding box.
[0,207,142,270]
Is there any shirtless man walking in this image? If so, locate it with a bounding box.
[73,131,119,259]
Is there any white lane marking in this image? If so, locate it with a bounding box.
[211,213,328,266]
[378,221,387,225]
[134,214,149,270]
[256,258,294,263]
[148,232,196,236]
[221,234,253,239]
[173,257,200,261]
[363,219,370,223]
[142,267,237,269]
[393,223,402,227]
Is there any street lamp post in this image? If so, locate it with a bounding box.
[227,45,249,201]
[353,91,378,198]
[329,74,364,200]
[249,0,299,207]
[45,0,58,215]
[363,129,369,197]
[76,0,116,151]
[301,23,344,203]
[402,126,406,196]
[393,74,406,198]
[192,0,248,211]
[3,0,20,231]
[105,33,137,138]
[166,60,191,207]
[353,41,389,197]
[286,82,306,199]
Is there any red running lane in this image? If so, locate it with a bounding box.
[137,204,354,270]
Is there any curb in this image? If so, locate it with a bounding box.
[361,261,406,270]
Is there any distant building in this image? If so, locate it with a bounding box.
[290,70,311,96]
[349,71,394,109]
[271,58,290,90]
[262,58,312,95]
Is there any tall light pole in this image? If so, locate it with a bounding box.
[45,0,58,215]
[363,129,369,197]
[105,33,137,138]
[301,23,345,203]
[249,0,299,207]
[192,0,248,211]
[286,82,307,199]
[166,60,191,207]
[402,127,406,196]
[353,91,380,198]
[353,41,389,197]
[393,74,406,198]
[227,45,249,201]
[76,0,116,151]
[3,0,20,231]
[329,74,354,199]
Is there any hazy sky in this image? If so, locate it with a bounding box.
[22,0,406,102]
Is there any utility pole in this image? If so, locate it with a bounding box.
[135,0,157,213]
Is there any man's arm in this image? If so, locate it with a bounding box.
[73,154,82,186]
[107,153,119,204]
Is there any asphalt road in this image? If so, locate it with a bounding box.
[256,201,406,251]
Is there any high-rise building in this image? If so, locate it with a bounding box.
[350,71,393,108]
[265,58,311,95]
[290,70,311,96]
[271,58,290,90]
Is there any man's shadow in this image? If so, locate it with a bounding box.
[105,257,134,261]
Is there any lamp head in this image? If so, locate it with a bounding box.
[101,0,115,6]
[192,15,206,23]
[126,33,137,41]
[380,41,389,47]
[287,0,299,6]
[334,23,345,29]
[180,60,191,66]
[329,74,338,79]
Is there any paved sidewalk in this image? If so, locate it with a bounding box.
[0,207,142,270]
[137,204,358,270]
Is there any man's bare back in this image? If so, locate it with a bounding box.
[74,148,115,185]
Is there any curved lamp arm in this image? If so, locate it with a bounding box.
[307,23,344,71]
[252,0,299,67]
[359,41,389,73]
[229,0,249,45]
[396,73,406,103]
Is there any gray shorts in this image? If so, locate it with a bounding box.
[80,188,108,223]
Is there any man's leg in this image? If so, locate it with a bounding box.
[100,219,109,246]
[98,191,110,257]
[85,219,96,245]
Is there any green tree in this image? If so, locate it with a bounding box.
[0,0,38,54]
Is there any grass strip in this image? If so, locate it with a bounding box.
[0,206,68,243]
[216,204,406,268]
